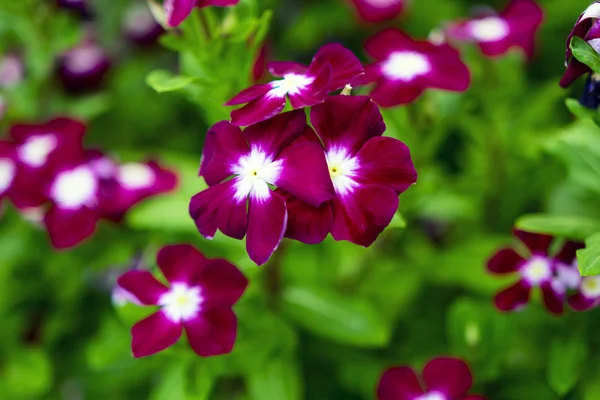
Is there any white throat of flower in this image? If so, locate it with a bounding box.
[118,163,156,190]
[232,147,282,201]
[415,392,447,400]
[159,283,204,323]
[19,134,57,167]
[520,256,552,285]
[468,17,510,42]
[268,73,315,98]
[51,166,98,209]
[326,147,359,196]
[381,51,431,81]
[581,276,600,298]
[0,158,16,194]
[65,46,105,74]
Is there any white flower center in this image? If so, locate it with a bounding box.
[555,263,581,290]
[51,166,98,209]
[581,276,600,298]
[582,3,600,21]
[365,0,399,7]
[0,158,16,194]
[89,157,117,179]
[326,147,359,196]
[468,17,510,42]
[124,5,157,35]
[19,134,57,167]
[117,163,155,190]
[159,283,203,322]
[268,73,315,98]
[64,45,105,74]
[232,147,282,201]
[381,51,431,81]
[520,257,552,285]
[415,392,447,400]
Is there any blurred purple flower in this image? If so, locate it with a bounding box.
[226,43,364,126]
[123,3,165,46]
[0,142,17,209]
[348,0,405,24]
[377,357,486,400]
[569,276,600,311]
[57,40,110,94]
[164,0,240,28]
[361,28,470,107]
[56,0,92,18]
[117,244,248,357]
[0,54,24,88]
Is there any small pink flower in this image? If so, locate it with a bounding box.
[445,0,543,60]
[226,43,364,126]
[377,357,486,400]
[362,29,469,107]
[348,0,405,23]
[117,244,248,357]
[164,0,240,28]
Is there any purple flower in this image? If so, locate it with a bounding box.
[560,2,600,88]
[56,0,92,18]
[57,40,111,94]
[377,357,486,400]
[281,96,417,246]
[0,142,17,209]
[189,110,334,265]
[487,230,583,315]
[445,0,543,60]
[117,244,248,357]
[569,276,600,311]
[348,0,405,23]
[0,54,24,89]
[226,43,364,126]
[123,3,165,46]
[164,0,240,28]
[362,29,470,107]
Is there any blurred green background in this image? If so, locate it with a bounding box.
[1,0,600,399]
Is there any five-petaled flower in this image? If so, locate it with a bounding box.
[189,110,334,265]
[164,0,240,28]
[445,0,543,60]
[362,28,470,107]
[487,230,583,315]
[560,1,600,88]
[377,357,486,400]
[348,0,405,24]
[281,95,417,246]
[117,244,248,357]
[226,43,364,126]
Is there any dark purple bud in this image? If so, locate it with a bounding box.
[57,41,111,94]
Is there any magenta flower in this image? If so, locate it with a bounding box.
[0,142,17,209]
[560,2,600,88]
[363,29,470,107]
[190,110,334,265]
[348,0,405,23]
[164,0,240,28]
[57,40,111,94]
[377,357,486,400]
[117,244,248,357]
[282,95,417,246]
[226,43,364,126]
[487,230,583,314]
[123,3,165,46]
[569,276,600,311]
[445,0,543,60]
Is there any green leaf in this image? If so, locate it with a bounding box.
[515,214,600,240]
[547,335,587,396]
[570,36,600,74]
[281,286,390,347]
[150,358,192,400]
[565,98,600,120]
[146,70,204,93]
[577,232,600,276]
[246,357,303,400]
[1,348,52,397]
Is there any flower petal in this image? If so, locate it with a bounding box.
[514,230,553,255]
[501,0,544,59]
[487,247,526,274]
[184,307,237,356]
[568,293,598,311]
[246,190,287,265]
[420,43,470,92]
[156,244,207,285]
[370,79,424,107]
[117,270,170,305]
[197,259,248,307]
[243,109,307,157]
[310,43,364,90]
[462,396,488,400]
[288,63,332,109]
[189,179,248,240]
[554,241,584,265]
[164,0,196,27]
[364,28,414,60]
[350,0,404,24]
[541,281,564,315]
[310,95,385,155]
[494,280,531,311]
[279,190,332,244]
[376,366,424,400]
[267,61,308,77]
[331,183,398,247]
[423,357,472,398]
[354,136,417,193]
[200,121,249,186]
[43,206,98,249]
[225,83,274,106]
[131,311,183,357]
[199,0,240,6]
[229,91,287,127]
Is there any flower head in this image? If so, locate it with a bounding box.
[348,0,405,23]
[487,230,583,314]
[58,39,111,94]
[164,0,240,28]
[123,3,165,46]
[560,2,600,88]
[226,43,364,126]
[445,0,543,60]
[190,110,335,265]
[117,244,248,357]
[362,29,470,107]
[377,357,486,400]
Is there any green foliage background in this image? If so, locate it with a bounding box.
[1,0,600,399]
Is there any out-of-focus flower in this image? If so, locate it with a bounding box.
[569,276,600,311]
[117,244,248,357]
[164,0,240,28]
[226,43,364,126]
[56,0,92,18]
[362,28,470,107]
[487,230,583,314]
[281,95,416,246]
[348,0,405,24]
[445,0,543,60]
[560,2,600,88]
[377,357,486,400]
[57,40,111,94]
[0,54,24,88]
[190,110,334,265]
[0,142,17,208]
[123,3,165,46]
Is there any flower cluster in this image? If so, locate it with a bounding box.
[377,357,486,400]
[117,244,247,357]
[0,117,177,248]
[487,230,585,314]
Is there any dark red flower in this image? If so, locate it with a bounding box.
[164,0,240,28]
